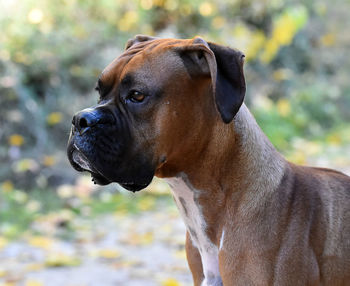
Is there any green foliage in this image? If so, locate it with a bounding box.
[1,0,350,190]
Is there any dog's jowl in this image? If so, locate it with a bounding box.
[67,35,350,286]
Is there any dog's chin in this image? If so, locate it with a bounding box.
[120,182,149,192]
[70,150,152,191]
[90,172,111,185]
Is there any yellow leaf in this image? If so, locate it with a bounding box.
[14,159,39,172]
[321,33,336,47]
[25,279,43,286]
[199,2,214,17]
[245,31,266,61]
[25,263,44,272]
[0,283,15,286]
[139,231,154,245]
[140,0,153,10]
[303,141,322,156]
[1,180,14,193]
[276,99,291,117]
[212,16,225,29]
[8,134,24,146]
[137,196,156,211]
[45,252,81,267]
[260,39,279,63]
[174,249,186,259]
[326,134,342,146]
[47,112,63,125]
[27,236,54,249]
[42,155,56,166]
[161,278,181,286]
[123,231,154,246]
[288,150,306,165]
[113,260,142,269]
[273,69,292,81]
[0,267,6,278]
[118,11,138,32]
[97,248,121,259]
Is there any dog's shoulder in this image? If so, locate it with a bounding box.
[276,163,350,211]
[291,163,350,189]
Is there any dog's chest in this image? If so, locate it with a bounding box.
[166,177,222,286]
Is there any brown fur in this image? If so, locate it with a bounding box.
[95,36,350,285]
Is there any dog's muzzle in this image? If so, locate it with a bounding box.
[67,106,155,191]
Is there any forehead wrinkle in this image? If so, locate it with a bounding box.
[122,52,180,92]
[125,38,189,58]
[99,53,135,95]
[120,51,153,81]
[99,38,195,93]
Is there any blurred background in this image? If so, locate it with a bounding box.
[0,0,349,285]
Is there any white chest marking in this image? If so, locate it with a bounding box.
[219,229,225,251]
[166,176,222,286]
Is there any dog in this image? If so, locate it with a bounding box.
[67,35,350,285]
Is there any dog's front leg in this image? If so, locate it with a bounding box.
[185,231,205,285]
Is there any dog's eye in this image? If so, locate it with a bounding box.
[128,91,145,103]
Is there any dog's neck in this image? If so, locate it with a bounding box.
[231,104,286,195]
[175,104,286,196]
[166,103,287,233]
[166,104,287,283]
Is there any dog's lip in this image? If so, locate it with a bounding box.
[71,144,93,171]
[71,144,110,183]
[72,148,94,172]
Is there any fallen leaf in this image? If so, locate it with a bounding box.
[1,181,14,193]
[123,231,154,245]
[25,279,43,286]
[137,196,156,211]
[0,268,7,278]
[0,236,8,249]
[42,155,56,166]
[46,112,63,125]
[27,236,54,249]
[45,252,81,267]
[25,263,44,272]
[174,249,187,259]
[161,278,181,286]
[8,134,24,146]
[97,248,121,259]
[276,99,291,117]
[0,283,16,286]
[113,260,143,269]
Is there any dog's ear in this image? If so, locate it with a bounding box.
[177,37,246,123]
[125,35,157,50]
[208,42,246,123]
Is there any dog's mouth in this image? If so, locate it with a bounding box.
[71,148,111,185]
[70,147,150,191]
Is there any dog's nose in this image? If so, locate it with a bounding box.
[72,108,100,134]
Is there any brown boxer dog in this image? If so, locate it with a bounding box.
[67,35,350,285]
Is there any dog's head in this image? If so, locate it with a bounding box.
[67,35,246,192]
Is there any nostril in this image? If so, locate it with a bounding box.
[72,108,104,132]
[79,117,88,129]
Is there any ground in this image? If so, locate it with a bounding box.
[0,159,349,286]
[0,206,192,286]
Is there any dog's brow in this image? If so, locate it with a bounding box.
[95,78,112,97]
[120,73,134,87]
[95,78,102,91]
